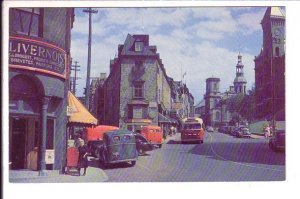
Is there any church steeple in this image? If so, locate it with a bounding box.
[233,53,247,94]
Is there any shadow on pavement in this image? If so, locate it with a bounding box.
[189,141,285,166]
[88,158,135,170]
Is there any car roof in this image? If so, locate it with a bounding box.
[104,129,134,137]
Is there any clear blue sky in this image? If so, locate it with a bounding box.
[71,7,271,103]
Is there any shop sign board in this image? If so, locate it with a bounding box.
[9,36,67,79]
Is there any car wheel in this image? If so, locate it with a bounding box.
[138,148,144,155]
[130,161,136,167]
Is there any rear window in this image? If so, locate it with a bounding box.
[113,136,120,141]
[123,135,132,141]
[184,123,201,129]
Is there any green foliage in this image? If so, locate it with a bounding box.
[225,88,256,122]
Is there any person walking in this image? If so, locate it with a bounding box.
[264,124,271,139]
[78,139,89,176]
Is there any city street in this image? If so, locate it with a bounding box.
[93,132,285,182]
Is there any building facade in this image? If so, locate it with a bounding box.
[204,77,222,126]
[254,7,285,120]
[9,8,74,173]
[102,34,175,132]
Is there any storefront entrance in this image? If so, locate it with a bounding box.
[10,116,40,170]
[10,118,27,169]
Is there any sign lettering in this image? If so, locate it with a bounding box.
[9,36,67,79]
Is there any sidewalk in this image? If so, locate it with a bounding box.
[251,134,265,139]
[9,166,108,183]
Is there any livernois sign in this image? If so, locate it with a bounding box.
[9,36,67,79]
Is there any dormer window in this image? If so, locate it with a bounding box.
[135,41,143,52]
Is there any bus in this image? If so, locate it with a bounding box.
[181,117,205,144]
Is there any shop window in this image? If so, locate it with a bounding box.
[9,8,42,37]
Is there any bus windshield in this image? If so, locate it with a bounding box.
[184,123,201,130]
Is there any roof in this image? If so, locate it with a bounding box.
[270,7,285,18]
[67,91,98,125]
[263,7,285,22]
[158,113,175,123]
[104,129,134,136]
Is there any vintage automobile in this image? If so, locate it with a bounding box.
[87,140,104,158]
[232,126,251,138]
[141,125,163,148]
[206,126,214,132]
[269,129,285,152]
[134,133,154,155]
[98,130,138,168]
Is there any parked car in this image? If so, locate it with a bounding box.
[141,125,163,148]
[206,126,214,132]
[98,130,138,168]
[134,133,154,155]
[269,129,285,152]
[87,140,104,158]
[219,125,229,134]
[232,126,251,138]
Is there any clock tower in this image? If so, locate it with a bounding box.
[254,7,285,119]
[261,7,285,59]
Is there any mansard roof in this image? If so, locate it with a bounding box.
[119,34,158,57]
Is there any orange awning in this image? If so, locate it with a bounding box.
[67,91,98,125]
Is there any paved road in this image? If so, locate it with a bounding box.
[99,132,285,182]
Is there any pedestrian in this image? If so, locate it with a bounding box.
[74,131,83,148]
[163,127,167,139]
[78,139,90,176]
[264,124,271,139]
[171,126,175,135]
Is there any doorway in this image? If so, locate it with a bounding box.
[10,118,27,169]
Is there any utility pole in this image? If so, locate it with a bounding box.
[83,8,98,110]
[70,61,80,95]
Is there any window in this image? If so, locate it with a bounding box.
[275,47,280,57]
[10,8,42,37]
[135,42,143,52]
[133,84,143,98]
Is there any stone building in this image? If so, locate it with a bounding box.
[254,7,285,120]
[8,8,74,173]
[102,34,174,132]
[203,53,248,126]
[204,77,222,126]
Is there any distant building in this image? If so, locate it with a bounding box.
[234,53,247,94]
[204,77,222,126]
[202,52,249,126]
[102,34,176,132]
[194,99,205,118]
[254,7,285,120]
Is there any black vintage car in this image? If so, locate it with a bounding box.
[134,133,154,155]
[87,140,104,158]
